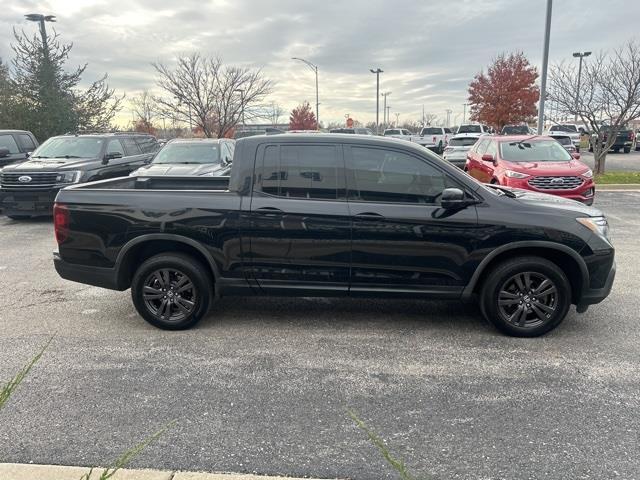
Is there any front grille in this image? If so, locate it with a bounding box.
[1,172,58,187]
[528,176,584,190]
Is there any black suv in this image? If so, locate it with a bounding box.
[0,130,39,169]
[0,132,159,219]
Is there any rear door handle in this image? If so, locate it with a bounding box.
[354,212,385,220]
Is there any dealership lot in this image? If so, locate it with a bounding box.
[0,191,638,479]
[580,149,640,171]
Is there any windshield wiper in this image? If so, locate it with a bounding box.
[509,135,539,149]
[53,155,82,159]
[31,155,50,159]
[485,184,517,198]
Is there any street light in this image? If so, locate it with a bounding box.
[370,68,383,134]
[381,92,391,126]
[25,13,56,55]
[234,88,245,126]
[537,0,553,134]
[292,57,319,129]
[462,103,470,124]
[572,51,592,122]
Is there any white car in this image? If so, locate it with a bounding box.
[546,124,582,151]
[442,134,483,169]
[456,124,491,138]
[410,126,453,154]
[383,128,413,141]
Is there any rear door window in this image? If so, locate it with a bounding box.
[105,139,125,156]
[122,137,142,156]
[257,144,342,200]
[0,134,20,154]
[17,134,36,152]
[135,136,158,153]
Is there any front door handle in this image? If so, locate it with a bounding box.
[354,212,385,220]
[255,206,284,214]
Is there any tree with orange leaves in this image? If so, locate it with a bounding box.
[289,101,317,130]
[468,52,539,130]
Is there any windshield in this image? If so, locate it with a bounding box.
[384,129,401,135]
[420,128,440,135]
[449,137,479,147]
[33,137,104,158]
[499,139,572,162]
[550,124,578,132]
[458,125,482,134]
[502,125,529,135]
[152,143,220,164]
[551,136,572,145]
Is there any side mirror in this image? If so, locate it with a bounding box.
[26,151,33,158]
[571,152,581,160]
[441,188,469,210]
[0,147,10,158]
[104,151,123,163]
[481,154,497,165]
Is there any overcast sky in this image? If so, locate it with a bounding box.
[1,0,639,127]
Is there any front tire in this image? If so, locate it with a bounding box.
[480,256,571,337]
[623,147,630,153]
[131,253,213,330]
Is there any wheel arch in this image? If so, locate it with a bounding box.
[115,234,221,290]
[462,241,589,305]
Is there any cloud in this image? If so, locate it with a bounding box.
[0,0,638,126]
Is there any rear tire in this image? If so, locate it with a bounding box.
[480,256,571,337]
[131,253,213,330]
[623,147,630,154]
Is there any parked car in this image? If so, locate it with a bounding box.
[465,135,595,205]
[456,124,491,137]
[383,128,413,141]
[0,132,159,219]
[329,128,374,135]
[53,134,614,337]
[501,125,532,135]
[546,124,581,151]
[548,134,577,154]
[442,135,481,168]
[589,125,634,154]
[0,130,39,169]
[131,138,234,177]
[636,129,640,151]
[410,126,453,154]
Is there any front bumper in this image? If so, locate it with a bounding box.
[54,252,123,290]
[0,188,60,216]
[577,260,616,310]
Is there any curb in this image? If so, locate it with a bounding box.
[0,463,337,480]
[596,183,640,190]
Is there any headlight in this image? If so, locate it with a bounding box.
[577,216,610,239]
[504,170,530,179]
[55,171,81,183]
[582,169,593,178]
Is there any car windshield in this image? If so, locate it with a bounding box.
[420,128,440,135]
[32,137,104,159]
[449,137,479,147]
[500,139,572,162]
[502,125,529,135]
[550,124,578,132]
[152,143,220,164]
[551,136,572,145]
[384,129,401,135]
[458,125,482,133]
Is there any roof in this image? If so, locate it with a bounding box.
[494,135,554,142]
[0,130,34,135]
[167,137,230,144]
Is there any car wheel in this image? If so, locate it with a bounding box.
[437,142,443,154]
[131,253,213,330]
[7,215,31,220]
[480,256,571,337]
[623,147,630,154]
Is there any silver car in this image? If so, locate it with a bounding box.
[442,135,482,168]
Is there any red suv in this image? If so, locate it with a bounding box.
[465,135,595,205]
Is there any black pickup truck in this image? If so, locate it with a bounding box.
[53,134,615,337]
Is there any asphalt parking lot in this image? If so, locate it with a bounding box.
[0,191,639,480]
[580,149,640,171]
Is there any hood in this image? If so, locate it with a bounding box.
[511,188,601,216]
[502,159,590,176]
[2,157,99,172]
[132,162,227,176]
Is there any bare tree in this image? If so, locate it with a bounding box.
[131,90,158,125]
[548,40,640,173]
[152,53,272,137]
[423,113,438,126]
[266,102,284,126]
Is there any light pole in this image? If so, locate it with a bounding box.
[386,105,391,126]
[537,0,553,134]
[394,112,400,127]
[445,109,452,127]
[234,88,245,126]
[381,92,391,126]
[462,103,469,124]
[370,68,383,134]
[572,51,591,122]
[292,57,319,129]
[25,13,56,56]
